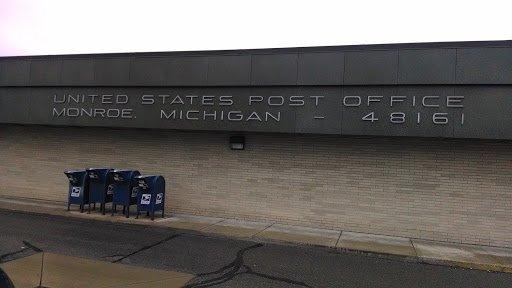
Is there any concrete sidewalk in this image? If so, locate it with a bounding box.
[1,195,511,274]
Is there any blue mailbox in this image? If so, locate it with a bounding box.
[135,175,165,220]
[86,168,113,215]
[64,170,89,213]
[109,169,140,218]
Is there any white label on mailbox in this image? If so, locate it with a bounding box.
[107,185,114,195]
[156,193,163,204]
[71,187,81,197]
[141,194,151,205]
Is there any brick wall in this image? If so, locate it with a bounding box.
[1,124,511,247]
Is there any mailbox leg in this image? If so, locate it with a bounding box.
[101,203,105,215]
[111,204,116,216]
[80,204,84,213]
[162,198,165,218]
[151,210,155,221]
[93,203,96,210]
[67,203,70,211]
[88,203,91,214]
[125,205,129,218]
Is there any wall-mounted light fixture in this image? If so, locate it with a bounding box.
[229,136,245,150]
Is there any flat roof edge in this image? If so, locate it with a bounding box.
[1,40,511,59]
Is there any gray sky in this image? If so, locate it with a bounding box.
[0,0,510,56]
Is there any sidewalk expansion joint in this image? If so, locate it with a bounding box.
[410,239,419,258]
[200,219,226,231]
[251,223,274,238]
[335,230,343,248]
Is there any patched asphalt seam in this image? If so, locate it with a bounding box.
[0,240,42,263]
[244,266,314,287]
[111,233,182,263]
[0,248,27,263]
[22,240,43,253]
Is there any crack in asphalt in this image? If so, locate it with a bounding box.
[105,235,313,287]
[111,233,183,263]
[3,233,312,287]
[183,243,314,288]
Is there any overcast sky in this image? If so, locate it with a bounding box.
[0,0,510,56]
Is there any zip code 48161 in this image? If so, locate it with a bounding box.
[360,112,464,125]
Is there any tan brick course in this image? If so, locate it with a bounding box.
[1,124,511,247]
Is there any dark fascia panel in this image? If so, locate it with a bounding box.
[60,58,95,86]
[94,57,131,86]
[398,48,456,84]
[207,55,251,86]
[297,52,344,85]
[251,53,298,85]
[0,59,30,86]
[456,47,512,84]
[130,56,167,86]
[30,59,62,86]
[166,56,209,86]
[344,50,398,85]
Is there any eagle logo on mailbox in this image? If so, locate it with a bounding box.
[141,194,151,205]
[71,187,81,197]
[107,184,114,195]
[156,193,163,204]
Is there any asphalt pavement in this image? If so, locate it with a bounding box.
[1,209,511,288]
